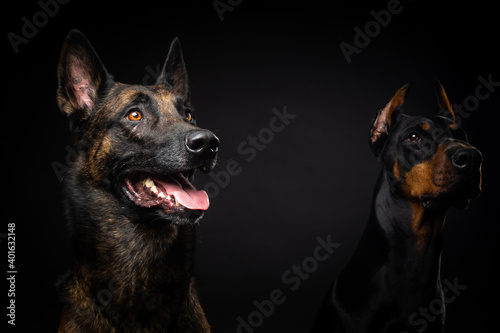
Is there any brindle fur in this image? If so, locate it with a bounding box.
[56,30,215,332]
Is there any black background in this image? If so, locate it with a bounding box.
[4,0,499,332]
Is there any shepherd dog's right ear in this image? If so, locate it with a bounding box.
[156,37,190,101]
[57,30,113,132]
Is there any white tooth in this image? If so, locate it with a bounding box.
[141,177,155,188]
[175,198,180,207]
[158,192,166,198]
[150,185,158,193]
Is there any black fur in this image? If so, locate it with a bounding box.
[311,82,482,333]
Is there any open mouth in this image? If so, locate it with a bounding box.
[123,170,209,213]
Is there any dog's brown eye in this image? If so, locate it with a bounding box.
[127,110,142,121]
[185,110,192,122]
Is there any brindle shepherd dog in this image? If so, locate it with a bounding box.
[56,30,219,332]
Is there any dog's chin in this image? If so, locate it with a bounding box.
[120,170,209,224]
[420,184,481,211]
[450,180,482,210]
[420,195,471,212]
[152,209,205,225]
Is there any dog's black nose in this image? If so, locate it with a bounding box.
[185,130,219,156]
[451,147,483,170]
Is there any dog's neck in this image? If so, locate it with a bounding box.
[83,221,195,287]
[370,171,445,282]
[337,170,445,289]
[375,171,447,247]
[333,171,445,321]
[61,178,199,326]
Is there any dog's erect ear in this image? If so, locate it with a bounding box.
[369,83,411,154]
[434,79,456,122]
[57,30,111,125]
[156,37,189,100]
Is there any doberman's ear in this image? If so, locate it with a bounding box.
[369,83,411,153]
[156,37,190,100]
[57,30,112,126]
[434,78,456,122]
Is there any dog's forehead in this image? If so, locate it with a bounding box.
[101,83,182,115]
[148,84,185,105]
[397,114,457,136]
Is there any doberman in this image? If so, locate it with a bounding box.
[56,30,219,332]
[311,81,482,332]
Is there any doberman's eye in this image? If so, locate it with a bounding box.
[126,109,143,121]
[406,133,422,143]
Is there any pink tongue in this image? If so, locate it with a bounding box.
[155,175,209,211]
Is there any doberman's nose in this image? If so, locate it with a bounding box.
[451,147,483,171]
[185,130,219,156]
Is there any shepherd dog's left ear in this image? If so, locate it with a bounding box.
[434,78,456,122]
[156,37,190,101]
[369,83,411,155]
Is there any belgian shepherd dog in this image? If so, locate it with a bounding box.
[56,30,219,332]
